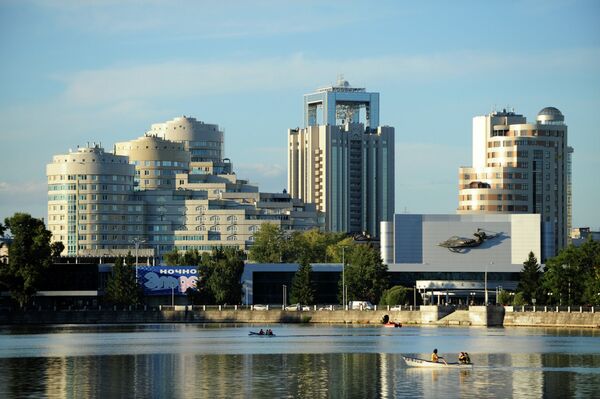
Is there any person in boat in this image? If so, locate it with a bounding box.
[267,329,272,336]
[259,329,264,335]
[431,349,447,364]
[458,352,470,364]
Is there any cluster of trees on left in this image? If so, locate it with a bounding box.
[0,213,62,307]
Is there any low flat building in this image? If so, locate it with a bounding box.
[380,213,541,304]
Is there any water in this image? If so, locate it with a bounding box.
[0,324,599,398]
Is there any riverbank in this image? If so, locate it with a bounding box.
[2,305,599,328]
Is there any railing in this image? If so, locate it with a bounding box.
[505,305,596,313]
[4,304,429,312]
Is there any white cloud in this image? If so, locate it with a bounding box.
[237,163,286,180]
[56,49,600,108]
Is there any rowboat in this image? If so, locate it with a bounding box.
[383,322,402,328]
[402,356,473,369]
[248,331,276,337]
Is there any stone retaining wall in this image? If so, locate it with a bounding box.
[2,307,598,327]
[504,311,600,328]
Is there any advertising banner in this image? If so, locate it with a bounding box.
[137,265,198,296]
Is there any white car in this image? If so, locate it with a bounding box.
[285,304,311,311]
[252,304,269,310]
[390,305,403,311]
[318,305,334,311]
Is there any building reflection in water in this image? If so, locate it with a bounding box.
[0,352,598,397]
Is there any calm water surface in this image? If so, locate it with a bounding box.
[0,324,598,398]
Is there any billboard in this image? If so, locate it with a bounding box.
[137,266,198,296]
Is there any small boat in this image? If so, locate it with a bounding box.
[383,322,402,328]
[248,331,276,337]
[402,356,473,369]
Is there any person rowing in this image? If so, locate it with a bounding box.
[431,349,447,365]
[458,352,471,364]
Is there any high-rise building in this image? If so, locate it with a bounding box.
[458,107,573,259]
[288,78,395,237]
[46,145,146,258]
[48,117,322,260]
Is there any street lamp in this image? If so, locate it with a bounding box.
[282,284,287,308]
[485,261,492,305]
[131,237,147,279]
[547,292,553,305]
[342,246,346,308]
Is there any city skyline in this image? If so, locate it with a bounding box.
[1,1,599,228]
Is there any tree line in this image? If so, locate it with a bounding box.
[505,237,600,306]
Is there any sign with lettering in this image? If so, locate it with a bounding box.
[137,266,198,296]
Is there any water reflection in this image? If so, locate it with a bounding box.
[1,351,599,398]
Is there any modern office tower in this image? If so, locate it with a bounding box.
[46,145,146,257]
[458,107,573,259]
[288,78,395,237]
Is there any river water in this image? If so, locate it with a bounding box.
[0,324,598,398]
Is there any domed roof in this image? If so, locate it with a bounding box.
[536,106,564,122]
[538,107,562,117]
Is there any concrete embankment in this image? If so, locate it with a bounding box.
[0,309,419,325]
[504,310,600,328]
[1,306,598,327]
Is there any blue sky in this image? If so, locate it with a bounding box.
[1,0,599,228]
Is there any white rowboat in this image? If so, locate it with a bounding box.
[402,356,473,369]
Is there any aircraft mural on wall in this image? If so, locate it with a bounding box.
[438,229,498,253]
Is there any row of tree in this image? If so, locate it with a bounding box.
[509,238,600,306]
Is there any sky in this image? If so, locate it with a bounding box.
[0,0,599,229]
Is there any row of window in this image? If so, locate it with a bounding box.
[49,175,131,182]
[131,160,187,167]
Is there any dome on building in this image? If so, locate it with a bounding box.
[537,107,564,123]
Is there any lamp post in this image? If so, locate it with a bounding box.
[342,246,345,308]
[131,237,147,280]
[282,284,287,308]
[485,261,492,305]
[547,292,553,305]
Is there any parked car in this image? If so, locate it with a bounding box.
[318,305,334,311]
[349,301,374,310]
[252,304,269,310]
[390,305,403,311]
[285,304,311,311]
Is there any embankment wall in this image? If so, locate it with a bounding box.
[1,307,598,328]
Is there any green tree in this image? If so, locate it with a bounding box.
[204,247,244,304]
[497,290,513,306]
[379,285,415,306]
[513,292,526,306]
[290,260,315,305]
[164,248,183,266]
[340,244,389,304]
[290,229,346,263]
[0,213,52,307]
[248,223,290,263]
[50,241,65,260]
[542,240,600,305]
[326,237,357,263]
[517,252,542,304]
[105,254,142,306]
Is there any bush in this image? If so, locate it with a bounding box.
[380,285,415,306]
[513,292,526,306]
